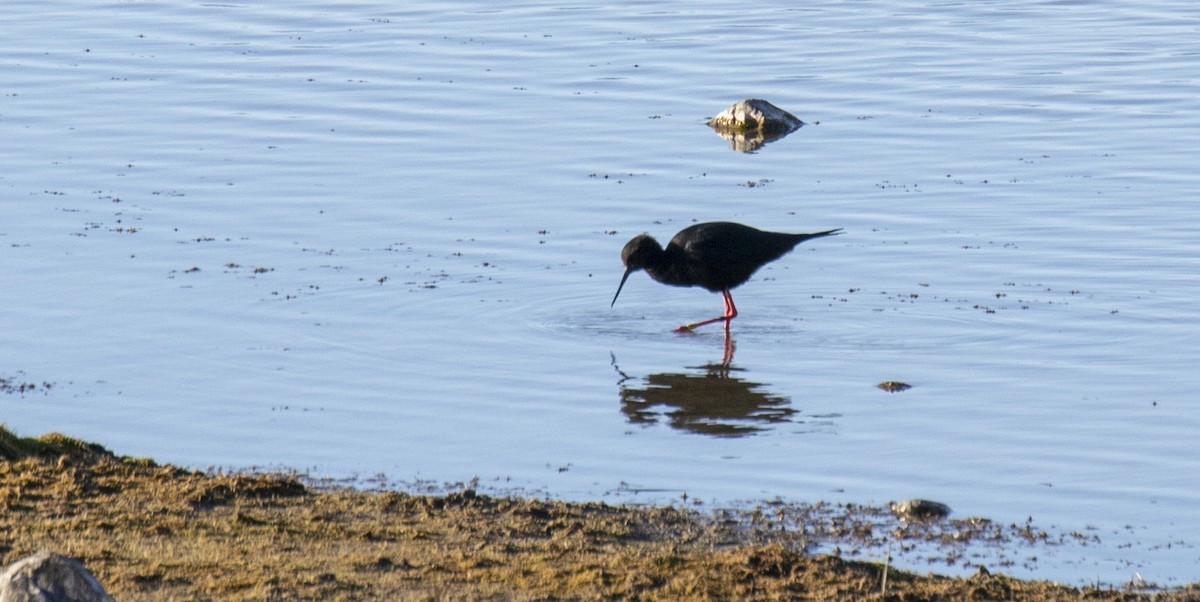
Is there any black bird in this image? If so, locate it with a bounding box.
[611,222,842,331]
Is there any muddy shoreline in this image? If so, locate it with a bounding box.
[2,427,1195,601]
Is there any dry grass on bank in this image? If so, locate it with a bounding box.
[1,426,1195,601]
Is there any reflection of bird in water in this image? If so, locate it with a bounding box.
[614,359,795,438]
[611,222,841,332]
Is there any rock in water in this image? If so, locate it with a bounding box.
[706,99,805,151]
[889,499,952,521]
[0,550,115,602]
[877,381,912,392]
[707,98,804,132]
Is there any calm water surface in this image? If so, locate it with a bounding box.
[3,0,1199,584]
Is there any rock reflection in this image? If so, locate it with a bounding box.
[613,355,795,437]
[707,127,800,153]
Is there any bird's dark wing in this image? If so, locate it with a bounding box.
[676,223,789,264]
[669,223,789,290]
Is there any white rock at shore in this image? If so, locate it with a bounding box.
[0,551,115,602]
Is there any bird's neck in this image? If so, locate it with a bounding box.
[643,245,695,287]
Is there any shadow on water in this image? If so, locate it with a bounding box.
[611,334,802,437]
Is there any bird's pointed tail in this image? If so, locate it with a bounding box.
[798,228,843,243]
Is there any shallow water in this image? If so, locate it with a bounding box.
[3,0,1199,585]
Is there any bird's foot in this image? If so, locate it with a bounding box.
[674,315,729,332]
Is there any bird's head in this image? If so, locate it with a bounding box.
[611,234,662,307]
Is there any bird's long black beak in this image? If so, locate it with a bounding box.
[611,267,633,307]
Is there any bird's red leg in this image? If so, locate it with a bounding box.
[675,289,739,332]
